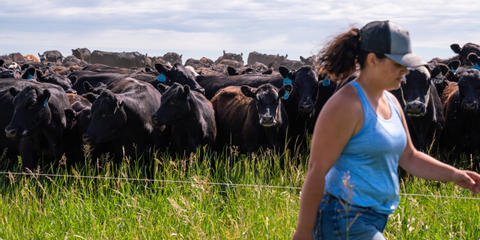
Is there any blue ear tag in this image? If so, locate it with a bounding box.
[42,96,49,107]
[157,73,166,83]
[26,75,34,80]
[473,63,480,71]
[322,78,331,86]
[186,93,190,100]
[283,77,292,100]
[450,67,456,73]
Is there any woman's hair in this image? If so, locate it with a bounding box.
[315,28,386,81]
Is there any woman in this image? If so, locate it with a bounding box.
[293,20,480,240]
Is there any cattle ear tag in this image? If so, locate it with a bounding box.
[27,75,34,80]
[157,73,166,82]
[186,93,190,100]
[322,78,331,86]
[473,63,480,71]
[42,96,49,107]
[283,77,292,100]
[450,67,457,73]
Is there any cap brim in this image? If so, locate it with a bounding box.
[385,53,426,68]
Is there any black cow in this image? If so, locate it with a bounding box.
[90,50,148,68]
[72,48,91,63]
[5,82,74,170]
[211,84,290,152]
[38,50,63,64]
[396,65,448,152]
[152,83,216,154]
[441,68,480,164]
[82,78,162,163]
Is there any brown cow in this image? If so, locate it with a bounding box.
[211,84,290,152]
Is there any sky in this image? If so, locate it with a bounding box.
[1,0,479,64]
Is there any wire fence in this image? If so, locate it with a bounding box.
[0,171,479,200]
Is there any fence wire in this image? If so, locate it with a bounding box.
[0,171,479,200]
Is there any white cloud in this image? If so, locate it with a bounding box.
[1,0,479,62]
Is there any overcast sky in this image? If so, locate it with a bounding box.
[1,0,479,63]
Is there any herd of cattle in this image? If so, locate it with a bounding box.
[0,43,479,171]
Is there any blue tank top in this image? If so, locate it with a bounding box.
[324,81,407,214]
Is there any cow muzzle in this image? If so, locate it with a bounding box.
[299,102,314,114]
[405,101,426,117]
[259,115,277,127]
[82,134,93,144]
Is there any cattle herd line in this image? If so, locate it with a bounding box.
[0,43,479,171]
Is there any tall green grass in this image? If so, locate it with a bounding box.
[0,147,478,239]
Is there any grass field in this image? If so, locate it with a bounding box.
[0,147,478,239]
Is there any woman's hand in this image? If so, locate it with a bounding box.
[451,170,480,196]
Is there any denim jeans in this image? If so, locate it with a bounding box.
[313,193,389,240]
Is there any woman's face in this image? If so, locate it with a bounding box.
[377,57,409,90]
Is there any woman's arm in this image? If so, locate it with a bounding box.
[390,92,480,195]
[293,85,363,240]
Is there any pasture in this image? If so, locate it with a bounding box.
[0,147,478,239]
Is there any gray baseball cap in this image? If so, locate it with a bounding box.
[359,20,426,67]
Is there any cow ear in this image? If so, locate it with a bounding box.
[183,84,191,100]
[155,83,169,93]
[0,59,4,67]
[279,66,290,78]
[154,63,170,74]
[240,85,256,98]
[448,60,460,71]
[431,63,449,78]
[450,44,462,54]
[227,66,238,76]
[21,63,30,70]
[9,87,19,97]
[82,93,98,103]
[278,85,293,100]
[22,67,36,79]
[38,89,51,107]
[467,52,478,63]
[83,81,94,92]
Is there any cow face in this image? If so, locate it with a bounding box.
[457,68,480,112]
[401,65,448,116]
[154,63,205,94]
[5,86,52,138]
[152,83,191,126]
[84,90,127,144]
[279,66,318,115]
[241,84,290,127]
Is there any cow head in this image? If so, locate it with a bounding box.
[401,64,448,117]
[451,43,480,66]
[152,83,192,127]
[5,86,53,138]
[154,63,205,94]
[279,66,318,115]
[83,90,127,144]
[241,84,291,127]
[456,68,480,112]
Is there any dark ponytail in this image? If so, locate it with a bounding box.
[315,28,386,81]
[315,28,361,81]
